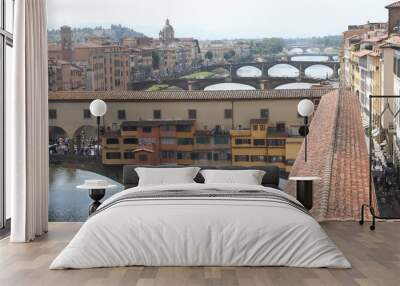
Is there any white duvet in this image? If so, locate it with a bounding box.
[50,183,351,269]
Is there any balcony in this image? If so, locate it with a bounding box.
[267,127,288,138]
[230,129,251,137]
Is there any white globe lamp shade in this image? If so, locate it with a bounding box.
[89,99,107,117]
[297,99,315,117]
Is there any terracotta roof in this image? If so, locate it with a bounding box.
[133,147,154,153]
[386,1,400,8]
[121,120,194,127]
[285,90,373,221]
[380,35,400,48]
[353,50,372,58]
[49,89,332,102]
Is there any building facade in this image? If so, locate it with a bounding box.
[48,89,328,175]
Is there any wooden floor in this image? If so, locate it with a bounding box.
[0,222,399,286]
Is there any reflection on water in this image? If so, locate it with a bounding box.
[292,55,329,62]
[269,64,299,78]
[275,82,314,89]
[204,83,256,91]
[49,166,123,222]
[306,65,333,79]
[236,66,262,77]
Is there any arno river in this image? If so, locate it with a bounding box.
[205,55,337,91]
[49,54,338,222]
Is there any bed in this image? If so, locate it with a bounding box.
[50,166,351,269]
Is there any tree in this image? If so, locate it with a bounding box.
[224,50,236,61]
[262,38,285,55]
[205,51,213,61]
[152,51,160,69]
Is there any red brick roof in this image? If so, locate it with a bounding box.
[285,90,373,221]
[48,89,333,102]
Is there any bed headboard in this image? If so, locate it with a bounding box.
[122,165,281,189]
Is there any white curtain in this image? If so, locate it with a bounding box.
[8,0,49,242]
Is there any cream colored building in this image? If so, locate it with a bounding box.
[49,89,328,173]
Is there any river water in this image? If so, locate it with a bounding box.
[49,166,123,221]
[205,55,336,91]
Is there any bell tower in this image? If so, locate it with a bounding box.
[60,25,73,61]
[386,1,400,34]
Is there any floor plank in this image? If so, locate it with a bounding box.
[0,222,399,286]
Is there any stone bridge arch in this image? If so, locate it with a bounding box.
[74,125,97,141]
[200,79,260,90]
[267,63,300,78]
[210,67,231,78]
[235,65,263,78]
[304,64,335,79]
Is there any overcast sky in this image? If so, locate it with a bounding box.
[48,0,393,39]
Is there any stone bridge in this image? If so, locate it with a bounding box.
[203,60,340,80]
[129,60,339,91]
[287,54,338,61]
[130,77,324,91]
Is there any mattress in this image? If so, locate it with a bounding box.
[50,183,351,269]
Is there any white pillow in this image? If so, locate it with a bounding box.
[135,167,201,186]
[200,169,266,185]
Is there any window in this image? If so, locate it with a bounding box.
[196,136,210,144]
[161,151,176,159]
[139,154,148,161]
[177,138,194,145]
[191,152,199,160]
[106,152,121,159]
[83,109,91,119]
[253,139,265,146]
[160,137,177,145]
[153,109,161,119]
[214,136,229,145]
[267,139,286,147]
[118,109,126,120]
[122,126,137,131]
[124,152,135,159]
[176,124,192,132]
[49,109,57,119]
[142,126,152,133]
[160,125,175,132]
[253,124,258,131]
[235,155,249,162]
[123,138,138,144]
[106,138,119,144]
[213,153,219,161]
[177,152,191,160]
[1,0,14,229]
[251,155,265,162]
[276,122,286,131]
[235,138,251,145]
[188,109,197,119]
[224,109,232,119]
[260,109,269,120]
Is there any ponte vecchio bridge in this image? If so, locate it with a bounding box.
[130,60,340,91]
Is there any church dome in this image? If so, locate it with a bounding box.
[159,19,175,42]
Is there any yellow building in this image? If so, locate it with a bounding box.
[350,50,362,94]
[367,51,383,129]
[230,119,303,175]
